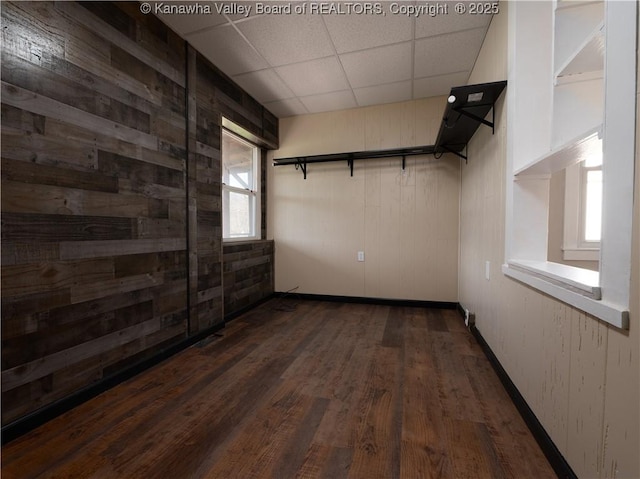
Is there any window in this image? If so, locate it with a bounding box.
[563,154,602,261]
[222,128,261,241]
[503,0,636,329]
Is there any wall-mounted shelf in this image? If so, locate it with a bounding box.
[273,145,436,179]
[273,81,506,178]
[514,125,602,176]
[434,80,507,162]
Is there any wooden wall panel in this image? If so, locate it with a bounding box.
[223,241,274,318]
[192,55,224,333]
[0,1,188,425]
[190,52,277,332]
[1,1,277,429]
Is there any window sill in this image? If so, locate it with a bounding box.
[562,248,599,261]
[223,237,264,244]
[502,260,629,329]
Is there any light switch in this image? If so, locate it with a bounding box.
[357,251,365,262]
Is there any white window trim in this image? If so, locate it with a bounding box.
[222,127,261,242]
[562,162,600,261]
[503,0,636,330]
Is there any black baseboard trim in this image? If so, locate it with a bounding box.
[274,292,458,310]
[1,321,225,445]
[467,321,578,479]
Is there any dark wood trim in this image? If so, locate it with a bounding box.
[1,322,224,445]
[274,292,458,310]
[464,314,578,479]
[222,111,277,150]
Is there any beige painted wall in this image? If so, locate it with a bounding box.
[459,3,639,478]
[268,99,460,301]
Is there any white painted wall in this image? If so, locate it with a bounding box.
[459,3,639,477]
[268,99,460,301]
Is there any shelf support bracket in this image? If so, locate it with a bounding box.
[294,158,307,179]
[452,106,496,132]
[440,145,468,163]
[347,156,354,177]
[402,155,406,171]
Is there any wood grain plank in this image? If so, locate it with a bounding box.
[97,149,184,189]
[446,419,508,479]
[70,272,164,304]
[1,180,150,217]
[1,104,45,135]
[1,213,134,242]
[1,2,66,64]
[2,82,159,150]
[401,309,454,479]
[2,300,154,370]
[1,242,60,266]
[1,133,100,174]
[136,217,185,239]
[56,2,185,87]
[2,314,168,391]
[2,51,151,133]
[109,45,185,116]
[347,344,402,479]
[65,37,162,105]
[58,238,185,261]
[1,259,114,297]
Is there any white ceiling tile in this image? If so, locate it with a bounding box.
[233,69,295,103]
[323,11,412,53]
[158,7,492,117]
[414,28,486,78]
[413,71,470,98]
[187,24,269,76]
[263,98,309,118]
[340,42,412,88]
[354,81,412,107]
[415,6,492,38]
[276,57,349,97]
[300,90,357,114]
[237,15,334,66]
[224,7,261,22]
[156,1,227,35]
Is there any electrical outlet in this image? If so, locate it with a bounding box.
[357,251,365,262]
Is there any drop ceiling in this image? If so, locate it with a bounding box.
[157,1,493,118]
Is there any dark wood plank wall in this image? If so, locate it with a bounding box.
[1,1,277,428]
[223,241,274,319]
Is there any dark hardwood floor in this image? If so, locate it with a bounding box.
[1,299,555,478]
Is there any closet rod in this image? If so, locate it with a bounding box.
[273,145,436,178]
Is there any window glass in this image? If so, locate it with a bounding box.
[583,168,602,242]
[222,128,260,241]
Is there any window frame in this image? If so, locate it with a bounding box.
[502,0,636,330]
[221,127,261,242]
[563,161,601,261]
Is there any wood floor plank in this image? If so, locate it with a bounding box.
[347,344,402,479]
[1,299,556,479]
[401,308,454,479]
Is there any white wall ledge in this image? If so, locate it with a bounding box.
[562,247,599,262]
[502,262,629,329]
